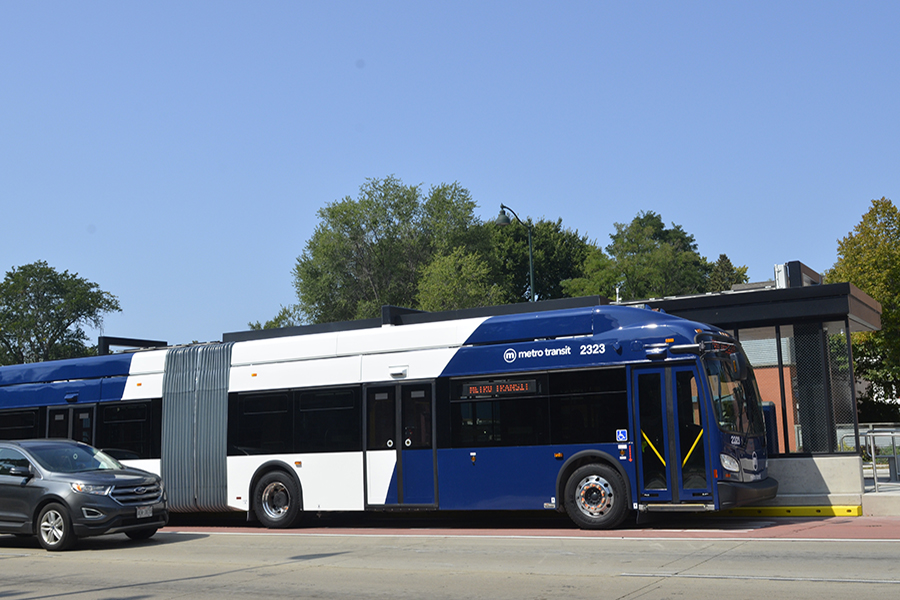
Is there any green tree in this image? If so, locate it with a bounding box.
[610,211,711,300]
[248,305,302,330]
[0,261,121,365]
[291,176,486,324]
[416,247,505,311]
[563,211,713,302]
[708,254,749,292]
[560,247,619,299]
[490,218,592,303]
[826,197,900,417]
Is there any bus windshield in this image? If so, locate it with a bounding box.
[702,342,765,437]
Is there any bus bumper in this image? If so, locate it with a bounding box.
[717,477,779,509]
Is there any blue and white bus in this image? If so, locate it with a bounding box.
[0,298,777,529]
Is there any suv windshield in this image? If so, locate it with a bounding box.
[702,341,766,437]
[27,443,124,473]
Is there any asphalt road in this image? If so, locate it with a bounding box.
[2,514,900,599]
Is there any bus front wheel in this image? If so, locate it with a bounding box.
[253,471,302,529]
[564,463,627,530]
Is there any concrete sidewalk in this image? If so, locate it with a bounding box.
[725,455,900,517]
[862,477,900,516]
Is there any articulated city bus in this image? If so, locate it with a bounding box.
[0,298,777,529]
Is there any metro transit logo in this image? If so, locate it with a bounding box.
[503,345,573,364]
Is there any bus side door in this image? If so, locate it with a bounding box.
[633,366,712,504]
[47,405,95,444]
[364,382,437,507]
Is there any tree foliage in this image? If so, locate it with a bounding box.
[416,247,505,311]
[607,211,710,300]
[826,197,900,409]
[292,177,487,323]
[276,177,599,325]
[248,305,302,330]
[562,211,737,301]
[708,254,749,292]
[0,261,121,365]
[490,218,592,303]
[560,247,619,299]
[274,179,747,327]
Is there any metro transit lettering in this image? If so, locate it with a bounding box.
[517,345,572,359]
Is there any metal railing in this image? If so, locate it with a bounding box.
[848,429,900,492]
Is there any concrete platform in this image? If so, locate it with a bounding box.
[724,455,900,518]
[862,479,900,516]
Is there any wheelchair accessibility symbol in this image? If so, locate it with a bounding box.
[616,429,628,442]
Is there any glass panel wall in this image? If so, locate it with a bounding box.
[735,320,856,455]
[824,321,856,452]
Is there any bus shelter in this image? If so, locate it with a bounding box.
[629,261,882,458]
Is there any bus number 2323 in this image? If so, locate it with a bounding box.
[580,343,606,355]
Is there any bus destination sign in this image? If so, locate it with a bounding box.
[463,380,536,397]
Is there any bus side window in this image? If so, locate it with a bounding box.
[95,401,159,460]
[0,409,42,440]
[232,392,292,455]
[450,398,548,448]
[295,387,361,453]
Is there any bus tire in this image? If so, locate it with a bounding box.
[253,471,302,529]
[37,503,77,551]
[564,463,627,530]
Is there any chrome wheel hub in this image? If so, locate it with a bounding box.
[576,475,614,517]
[261,481,291,520]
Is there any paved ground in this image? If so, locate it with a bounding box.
[163,511,900,540]
[5,513,900,599]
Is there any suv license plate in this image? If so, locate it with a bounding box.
[136,506,153,519]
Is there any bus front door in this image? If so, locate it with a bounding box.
[634,366,712,505]
[365,383,436,507]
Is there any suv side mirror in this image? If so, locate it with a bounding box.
[9,465,33,479]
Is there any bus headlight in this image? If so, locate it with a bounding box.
[719,454,740,473]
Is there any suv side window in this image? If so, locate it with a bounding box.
[0,448,31,476]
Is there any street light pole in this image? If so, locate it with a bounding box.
[496,204,536,302]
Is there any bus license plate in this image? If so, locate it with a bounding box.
[136,506,153,519]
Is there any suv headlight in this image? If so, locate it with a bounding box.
[71,483,112,495]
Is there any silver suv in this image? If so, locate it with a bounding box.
[0,439,168,551]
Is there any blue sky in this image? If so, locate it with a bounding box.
[2,2,898,345]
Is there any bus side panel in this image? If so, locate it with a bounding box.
[122,349,167,400]
[0,380,102,410]
[0,353,133,387]
[366,449,398,505]
[230,356,362,394]
[435,446,557,510]
[121,459,162,477]
[121,373,163,400]
[437,444,634,511]
[226,453,365,512]
[99,376,128,403]
[401,448,436,504]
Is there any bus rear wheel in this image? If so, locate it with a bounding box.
[564,463,627,530]
[253,471,302,529]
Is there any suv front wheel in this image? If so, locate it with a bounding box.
[37,503,76,551]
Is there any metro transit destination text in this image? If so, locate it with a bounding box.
[463,380,536,397]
